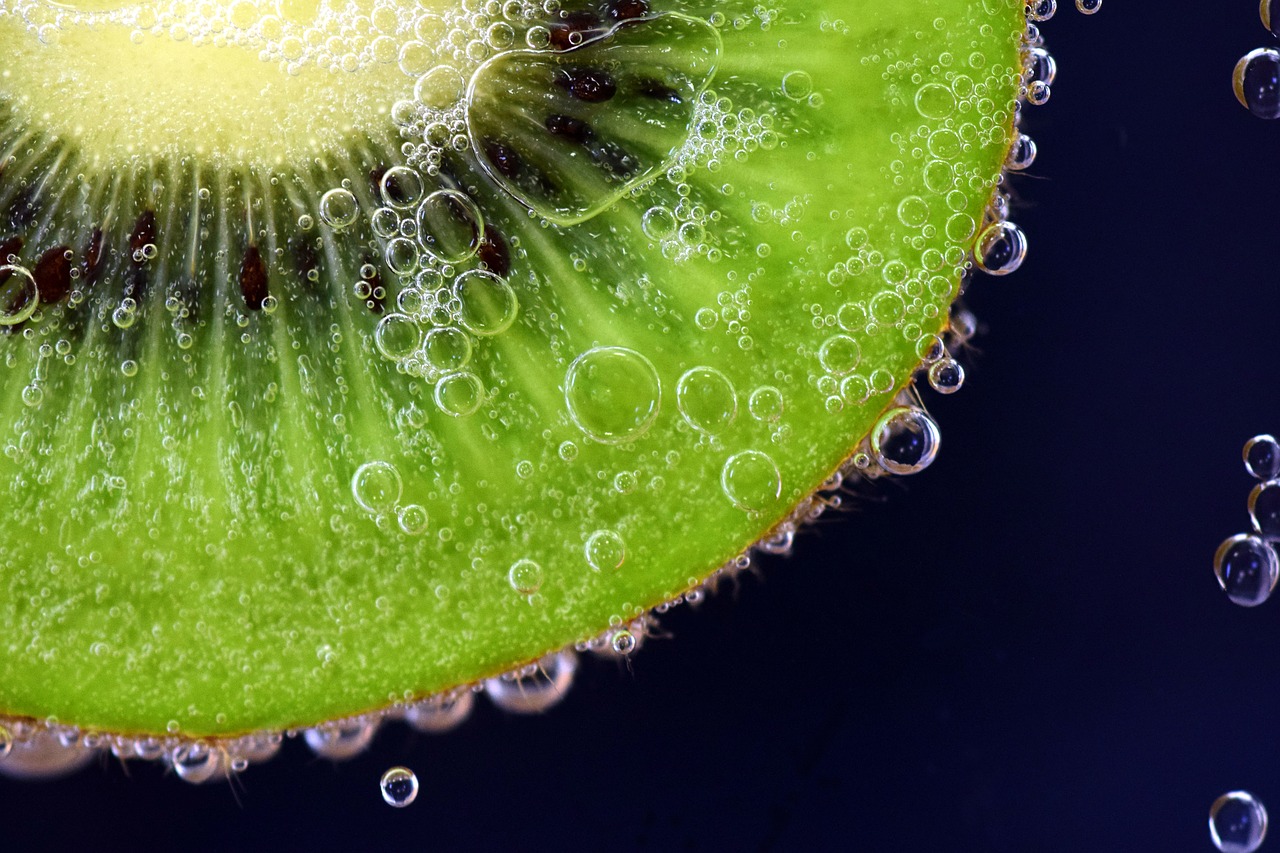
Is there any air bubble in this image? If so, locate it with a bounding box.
[508,558,544,596]
[380,766,419,808]
[1250,481,1280,539]
[781,70,813,100]
[172,743,222,784]
[374,313,422,361]
[1005,133,1037,170]
[379,167,425,209]
[675,366,737,435]
[974,221,1028,276]
[414,65,466,109]
[585,529,626,572]
[915,83,956,118]
[434,371,484,417]
[748,386,784,422]
[565,347,661,445]
[871,407,940,475]
[1075,0,1101,13]
[610,629,637,655]
[1211,791,1268,853]
[352,461,402,514]
[1245,435,1280,480]
[1235,49,1280,120]
[417,190,484,263]
[0,266,38,325]
[453,270,517,336]
[318,188,359,230]
[1214,534,1279,607]
[397,504,429,536]
[721,450,782,512]
[927,358,965,394]
[305,719,375,760]
[405,691,474,733]
[818,335,861,376]
[486,651,578,713]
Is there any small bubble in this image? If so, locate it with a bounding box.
[374,313,422,362]
[453,270,518,336]
[397,504,429,536]
[585,530,626,572]
[781,70,813,100]
[1211,791,1268,853]
[721,450,782,512]
[434,371,484,417]
[1075,0,1101,13]
[974,221,1028,276]
[871,407,941,475]
[381,766,419,808]
[318,188,360,230]
[927,358,965,394]
[1214,534,1279,607]
[0,265,38,326]
[610,629,637,655]
[1250,481,1280,538]
[352,461,402,514]
[508,558,543,596]
[1235,49,1280,120]
[748,386,784,422]
[1245,436,1280,480]
[675,366,737,435]
[565,347,661,445]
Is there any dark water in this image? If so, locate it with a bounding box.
[6,4,1277,851]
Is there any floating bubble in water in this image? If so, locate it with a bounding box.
[585,529,626,572]
[305,719,376,760]
[397,504,429,536]
[1026,47,1056,87]
[1075,0,1101,13]
[172,742,222,784]
[1235,49,1280,120]
[675,366,737,435]
[1214,534,1279,607]
[423,327,473,373]
[486,651,578,713]
[1266,1,1280,37]
[434,371,484,417]
[414,65,466,109]
[818,335,862,376]
[915,82,956,119]
[374,313,422,361]
[1211,791,1268,853]
[927,358,965,394]
[871,407,941,475]
[508,558,544,596]
[974,221,1028,276]
[1250,482,1280,539]
[748,386,784,422]
[417,189,483,263]
[318,188,359,230]
[379,167,426,209]
[405,691,474,733]
[453,270,517,336]
[721,450,782,512]
[1005,132,1037,171]
[1245,435,1280,480]
[610,628,638,655]
[380,766,419,808]
[352,461,402,514]
[0,265,39,326]
[565,347,662,445]
[1028,0,1056,22]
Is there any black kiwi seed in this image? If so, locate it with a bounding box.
[239,245,269,311]
[557,67,617,103]
[482,140,524,179]
[603,0,649,22]
[32,246,71,304]
[634,77,683,104]
[545,114,595,145]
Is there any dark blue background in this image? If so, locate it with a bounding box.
[5,4,1272,851]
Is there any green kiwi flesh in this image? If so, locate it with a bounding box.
[0,0,1027,738]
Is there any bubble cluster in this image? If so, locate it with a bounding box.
[1215,436,1280,607]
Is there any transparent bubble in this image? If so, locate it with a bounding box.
[974,221,1028,276]
[748,386,784,422]
[1211,791,1268,853]
[508,558,543,595]
[927,358,965,394]
[915,83,956,119]
[305,719,375,760]
[1005,133,1037,171]
[721,450,782,512]
[1250,481,1280,539]
[405,691,474,733]
[610,628,638,655]
[379,167,426,209]
[417,190,484,263]
[397,504,429,536]
[1214,534,1279,607]
[453,270,518,336]
[414,65,466,109]
[374,313,422,362]
[871,407,941,475]
[1237,49,1280,120]
[352,461,402,514]
[434,371,484,417]
[380,766,419,808]
[585,530,626,572]
[318,188,360,230]
[781,70,813,100]
[172,742,222,784]
[485,651,578,713]
[0,266,39,325]
[1245,435,1280,480]
[818,335,861,376]
[564,347,661,445]
[675,366,737,435]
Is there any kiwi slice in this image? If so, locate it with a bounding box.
[0,0,1031,760]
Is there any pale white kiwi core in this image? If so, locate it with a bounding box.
[0,0,453,167]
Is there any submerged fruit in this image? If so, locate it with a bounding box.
[0,0,1031,748]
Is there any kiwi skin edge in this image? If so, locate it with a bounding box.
[0,0,1032,774]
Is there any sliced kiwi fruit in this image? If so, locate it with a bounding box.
[0,0,1032,758]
